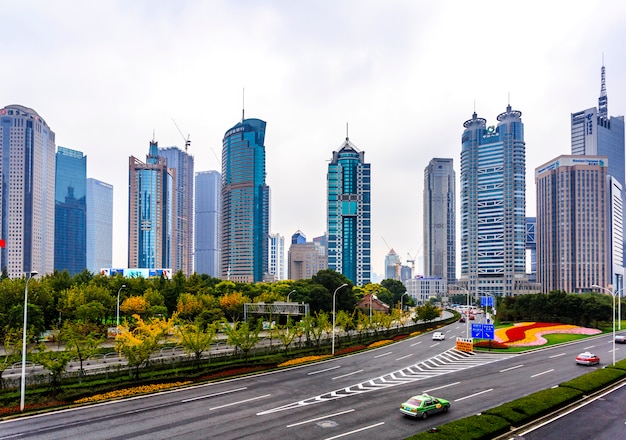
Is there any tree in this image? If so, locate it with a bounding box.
[32,344,71,397]
[0,329,22,389]
[223,320,261,361]
[416,303,441,323]
[120,296,150,318]
[176,320,217,367]
[219,291,250,322]
[276,318,299,352]
[62,322,104,380]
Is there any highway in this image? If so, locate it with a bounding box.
[0,322,623,440]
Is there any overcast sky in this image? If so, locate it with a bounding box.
[3,1,626,279]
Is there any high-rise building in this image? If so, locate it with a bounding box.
[54,147,87,275]
[423,158,456,285]
[194,170,221,277]
[86,178,113,273]
[159,146,194,276]
[128,139,175,270]
[268,233,285,281]
[460,105,531,297]
[536,156,612,293]
[0,105,55,278]
[384,249,401,280]
[288,231,327,281]
[571,63,625,292]
[221,118,270,282]
[525,217,537,283]
[327,136,371,285]
[292,230,306,245]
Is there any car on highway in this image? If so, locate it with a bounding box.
[469,314,475,320]
[616,335,626,344]
[575,351,600,366]
[432,331,445,341]
[459,315,466,323]
[400,393,450,419]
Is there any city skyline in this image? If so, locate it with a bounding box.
[2,1,626,278]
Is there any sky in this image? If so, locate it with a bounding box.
[3,1,626,280]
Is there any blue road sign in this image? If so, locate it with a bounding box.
[481,296,494,307]
[471,323,495,339]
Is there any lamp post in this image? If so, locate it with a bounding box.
[331,283,348,355]
[287,289,296,302]
[116,284,127,336]
[592,284,616,366]
[400,292,409,312]
[20,270,38,412]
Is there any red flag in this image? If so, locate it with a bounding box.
[0,239,5,248]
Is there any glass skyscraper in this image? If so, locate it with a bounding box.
[327,136,371,286]
[423,158,456,286]
[460,105,529,297]
[194,170,221,277]
[159,146,194,276]
[220,118,270,282]
[54,146,87,275]
[0,105,55,278]
[128,139,175,270]
[86,178,113,273]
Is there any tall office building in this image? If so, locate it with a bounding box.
[128,139,175,269]
[536,156,611,293]
[159,146,194,276]
[288,230,327,281]
[384,249,401,280]
[571,63,625,292]
[327,135,371,286]
[221,118,270,282]
[86,178,113,273]
[54,147,87,275]
[525,217,537,283]
[0,105,55,278]
[268,233,285,281]
[423,158,456,285]
[460,105,530,297]
[194,170,221,277]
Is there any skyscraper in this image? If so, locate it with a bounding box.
[0,105,55,278]
[423,158,456,285]
[268,233,285,281]
[288,230,327,281]
[86,178,113,273]
[194,170,221,277]
[221,118,270,282]
[460,105,530,297]
[327,135,371,286]
[128,139,175,270]
[536,156,611,293]
[384,249,401,280]
[159,146,194,276]
[54,146,87,275]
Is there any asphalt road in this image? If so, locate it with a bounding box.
[0,323,623,440]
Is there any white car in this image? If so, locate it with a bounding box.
[432,332,445,341]
[616,335,626,344]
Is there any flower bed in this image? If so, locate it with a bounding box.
[278,355,331,367]
[74,381,192,403]
[494,322,601,347]
[367,340,392,348]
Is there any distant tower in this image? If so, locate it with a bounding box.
[0,105,55,278]
[54,147,87,275]
[221,118,270,282]
[327,135,371,285]
[423,158,456,285]
[268,233,285,280]
[128,139,175,269]
[194,170,221,277]
[288,230,327,281]
[86,178,113,273]
[384,249,401,280]
[159,146,195,276]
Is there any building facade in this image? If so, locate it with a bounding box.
[327,136,371,286]
[460,105,529,297]
[268,232,285,281]
[384,249,401,280]
[423,158,456,285]
[128,139,175,269]
[220,118,270,282]
[0,105,55,278]
[536,156,611,293]
[194,170,221,277]
[403,277,446,305]
[288,230,327,281]
[54,146,87,275]
[86,178,113,273]
[525,217,537,283]
[159,146,194,276]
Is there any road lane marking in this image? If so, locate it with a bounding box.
[500,364,524,372]
[424,382,460,393]
[286,409,355,427]
[181,387,247,403]
[210,394,271,410]
[549,353,566,358]
[396,353,413,361]
[455,388,493,402]
[429,343,441,348]
[323,422,385,440]
[531,368,554,378]
[308,365,341,375]
[410,341,422,347]
[374,352,392,358]
[583,345,595,350]
[332,370,363,380]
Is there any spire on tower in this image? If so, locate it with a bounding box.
[599,59,608,119]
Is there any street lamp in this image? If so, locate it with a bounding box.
[116,284,127,336]
[20,270,38,412]
[331,283,348,355]
[401,292,409,312]
[591,284,616,366]
[287,289,296,302]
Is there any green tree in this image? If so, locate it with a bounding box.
[33,344,71,397]
[176,320,217,367]
[0,329,22,389]
[276,318,299,352]
[223,321,261,361]
[62,322,104,379]
[416,303,441,323]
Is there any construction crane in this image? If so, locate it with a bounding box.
[172,119,191,152]
[406,252,416,275]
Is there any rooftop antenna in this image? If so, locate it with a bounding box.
[599,54,608,118]
[346,122,349,141]
[508,91,511,105]
[242,87,245,122]
[152,129,156,143]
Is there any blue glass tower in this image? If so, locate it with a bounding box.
[128,139,175,269]
[195,170,221,277]
[460,105,527,297]
[54,146,87,274]
[221,118,270,282]
[327,136,371,286]
[86,178,113,273]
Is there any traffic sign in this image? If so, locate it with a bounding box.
[471,323,494,339]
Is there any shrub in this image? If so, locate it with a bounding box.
[560,367,626,393]
[405,413,509,440]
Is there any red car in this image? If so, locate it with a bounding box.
[469,315,475,320]
[575,352,600,366]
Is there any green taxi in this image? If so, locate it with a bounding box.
[400,393,450,419]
